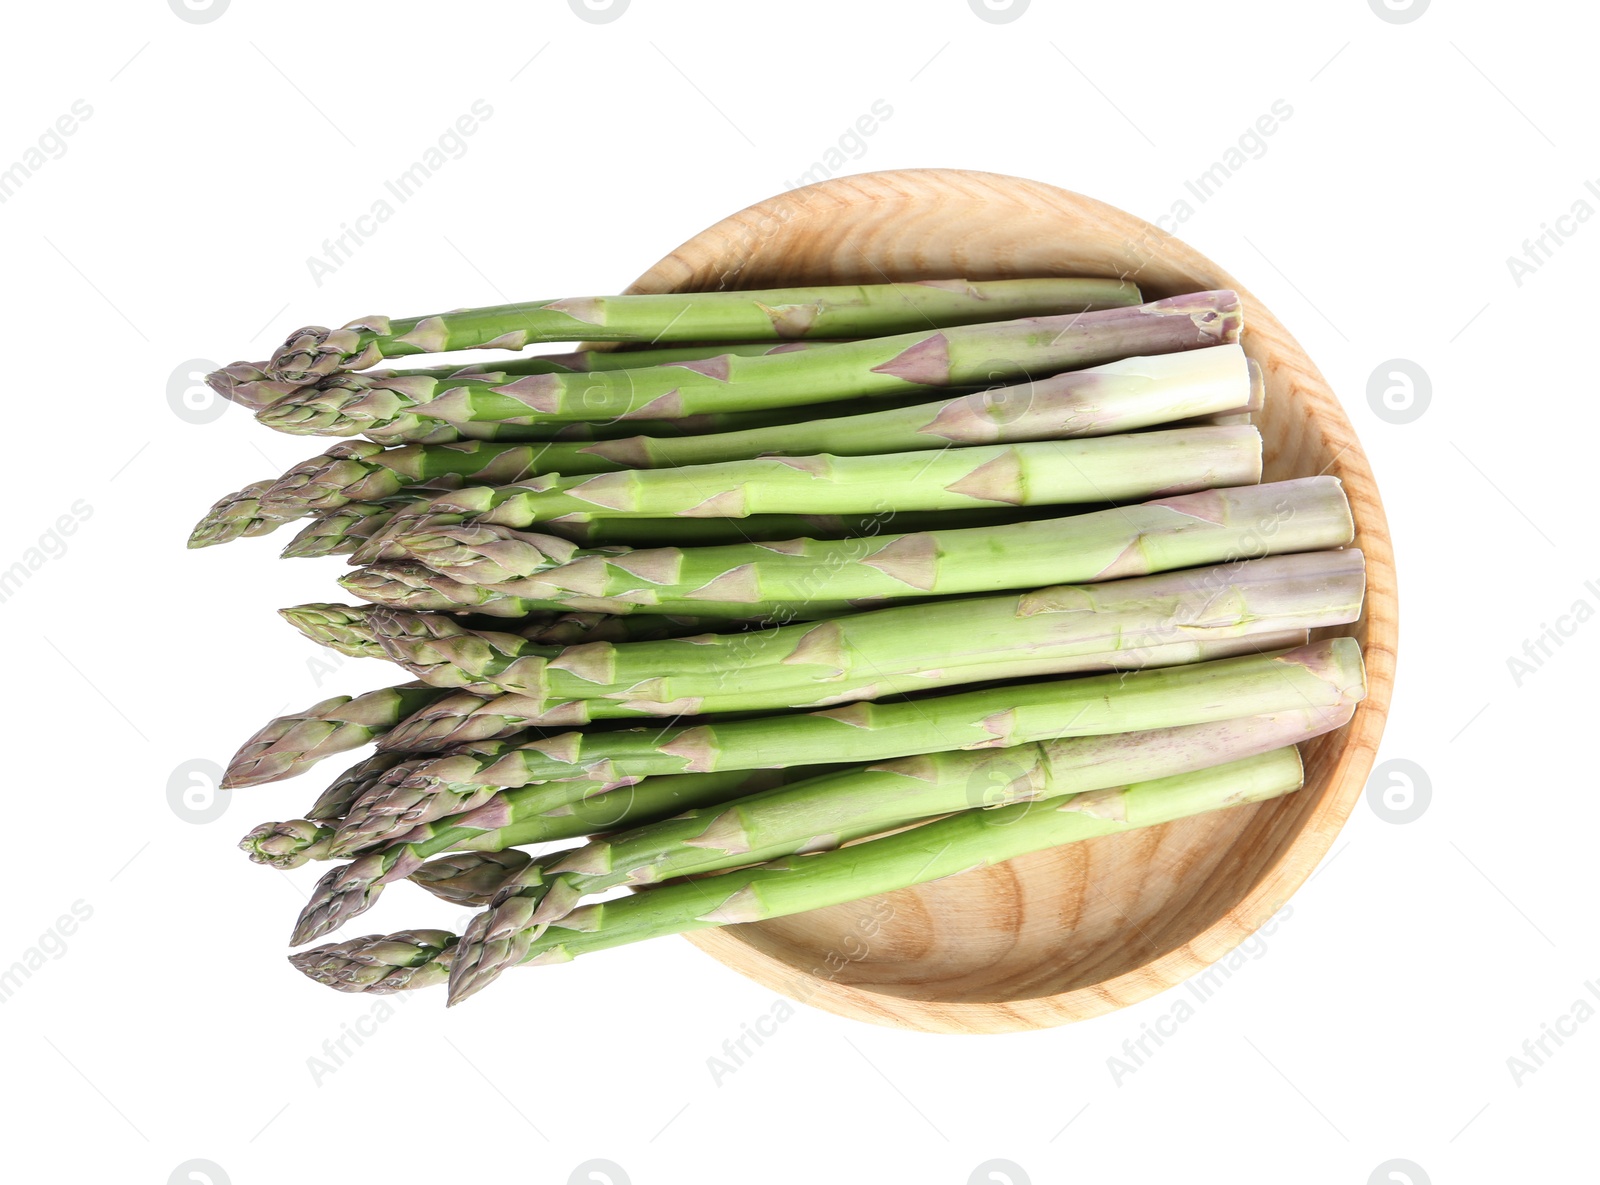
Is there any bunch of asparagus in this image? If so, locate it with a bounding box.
[195,277,1367,1006]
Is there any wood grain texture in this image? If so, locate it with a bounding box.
[621,169,1397,1033]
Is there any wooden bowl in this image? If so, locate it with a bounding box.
[624,169,1397,1033]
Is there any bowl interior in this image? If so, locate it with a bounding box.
[624,170,1395,1033]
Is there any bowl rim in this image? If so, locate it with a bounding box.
[622,168,1397,1033]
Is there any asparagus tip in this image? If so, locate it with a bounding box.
[445,898,544,1006]
[291,856,389,947]
[289,929,457,993]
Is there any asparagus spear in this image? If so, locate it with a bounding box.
[332,506,1082,576]
[446,747,1306,1003]
[222,683,453,789]
[279,603,735,661]
[328,768,618,856]
[343,561,860,621]
[257,291,1239,437]
[333,750,859,856]
[289,767,839,943]
[358,428,1260,560]
[251,758,808,875]
[290,929,460,994]
[208,394,962,550]
[387,479,1352,602]
[350,637,1360,838]
[266,278,1143,382]
[254,346,1250,520]
[204,361,307,413]
[221,340,845,410]
[278,603,391,660]
[279,385,967,447]
[375,628,1313,753]
[306,752,409,820]
[370,551,1366,723]
[238,752,416,866]
[240,819,335,869]
[499,706,1356,945]
[409,851,534,907]
[295,503,1062,563]
[530,506,1070,549]
[188,479,282,549]
[280,502,406,558]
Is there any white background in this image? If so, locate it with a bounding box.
[1,1,1592,1182]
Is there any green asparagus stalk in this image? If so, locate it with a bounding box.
[257,291,1238,437]
[530,506,1069,549]
[351,637,1359,839]
[282,386,967,447]
[228,341,845,414]
[447,747,1306,1003]
[341,507,1085,581]
[444,766,846,856]
[289,766,839,943]
[266,278,1143,382]
[332,748,859,855]
[375,628,1314,753]
[251,758,819,876]
[491,705,1357,957]
[357,428,1260,560]
[222,683,453,789]
[290,929,460,994]
[328,769,617,856]
[342,561,860,621]
[370,551,1365,723]
[254,345,1250,520]
[388,479,1352,604]
[279,603,735,661]
[205,393,979,548]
